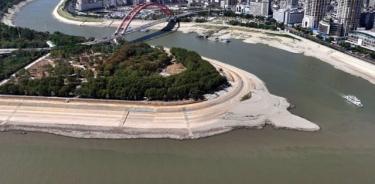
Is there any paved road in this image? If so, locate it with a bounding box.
[0,48,51,55]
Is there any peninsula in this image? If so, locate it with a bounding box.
[0,42,319,139]
[0,0,320,139]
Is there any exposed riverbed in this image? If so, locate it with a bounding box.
[1,0,374,183]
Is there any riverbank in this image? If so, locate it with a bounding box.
[1,0,35,26]
[176,23,375,85]
[5,0,375,86]
[0,55,319,139]
[49,0,375,85]
[52,0,152,28]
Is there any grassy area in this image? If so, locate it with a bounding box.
[265,32,301,41]
[240,92,251,101]
[56,0,103,23]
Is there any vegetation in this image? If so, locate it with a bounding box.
[0,0,90,86]
[0,43,229,101]
[179,17,192,22]
[0,0,87,48]
[227,19,280,31]
[0,0,25,17]
[290,26,375,61]
[0,24,87,48]
[0,50,46,81]
[240,92,252,101]
[222,11,284,30]
[79,44,228,100]
[195,18,207,23]
[0,24,48,48]
[340,42,375,59]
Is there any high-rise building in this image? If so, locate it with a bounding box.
[221,0,237,7]
[360,11,375,30]
[364,0,370,8]
[336,0,362,35]
[286,0,298,8]
[318,16,343,37]
[273,7,303,25]
[302,0,328,29]
[249,0,271,17]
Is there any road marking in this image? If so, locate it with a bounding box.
[119,109,130,127]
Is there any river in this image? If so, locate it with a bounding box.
[1,0,374,183]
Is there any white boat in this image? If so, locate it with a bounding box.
[343,95,363,107]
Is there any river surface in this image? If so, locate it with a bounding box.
[1,0,374,183]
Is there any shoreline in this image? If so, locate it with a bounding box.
[0,55,319,139]
[177,23,375,85]
[48,0,375,85]
[0,0,35,26]
[3,0,375,86]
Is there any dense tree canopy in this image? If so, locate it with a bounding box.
[0,0,24,17]
[0,24,87,48]
[0,50,46,81]
[79,43,228,101]
[0,43,229,101]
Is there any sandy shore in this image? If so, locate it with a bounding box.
[175,23,375,85]
[0,55,319,139]
[52,0,156,28]
[1,0,35,26]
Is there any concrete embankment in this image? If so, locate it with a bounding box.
[0,56,319,139]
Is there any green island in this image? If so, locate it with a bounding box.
[0,43,229,101]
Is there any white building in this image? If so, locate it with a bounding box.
[273,7,303,25]
[273,8,286,23]
[76,0,129,11]
[347,30,375,51]
[235,4,251,14]
[76,0,104,11]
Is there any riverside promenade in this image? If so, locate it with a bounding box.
[0,57,319,139]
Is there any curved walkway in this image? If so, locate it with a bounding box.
[0,56,319,139]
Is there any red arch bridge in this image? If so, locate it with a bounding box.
[83,4,203,45]
[115,2,175,36]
